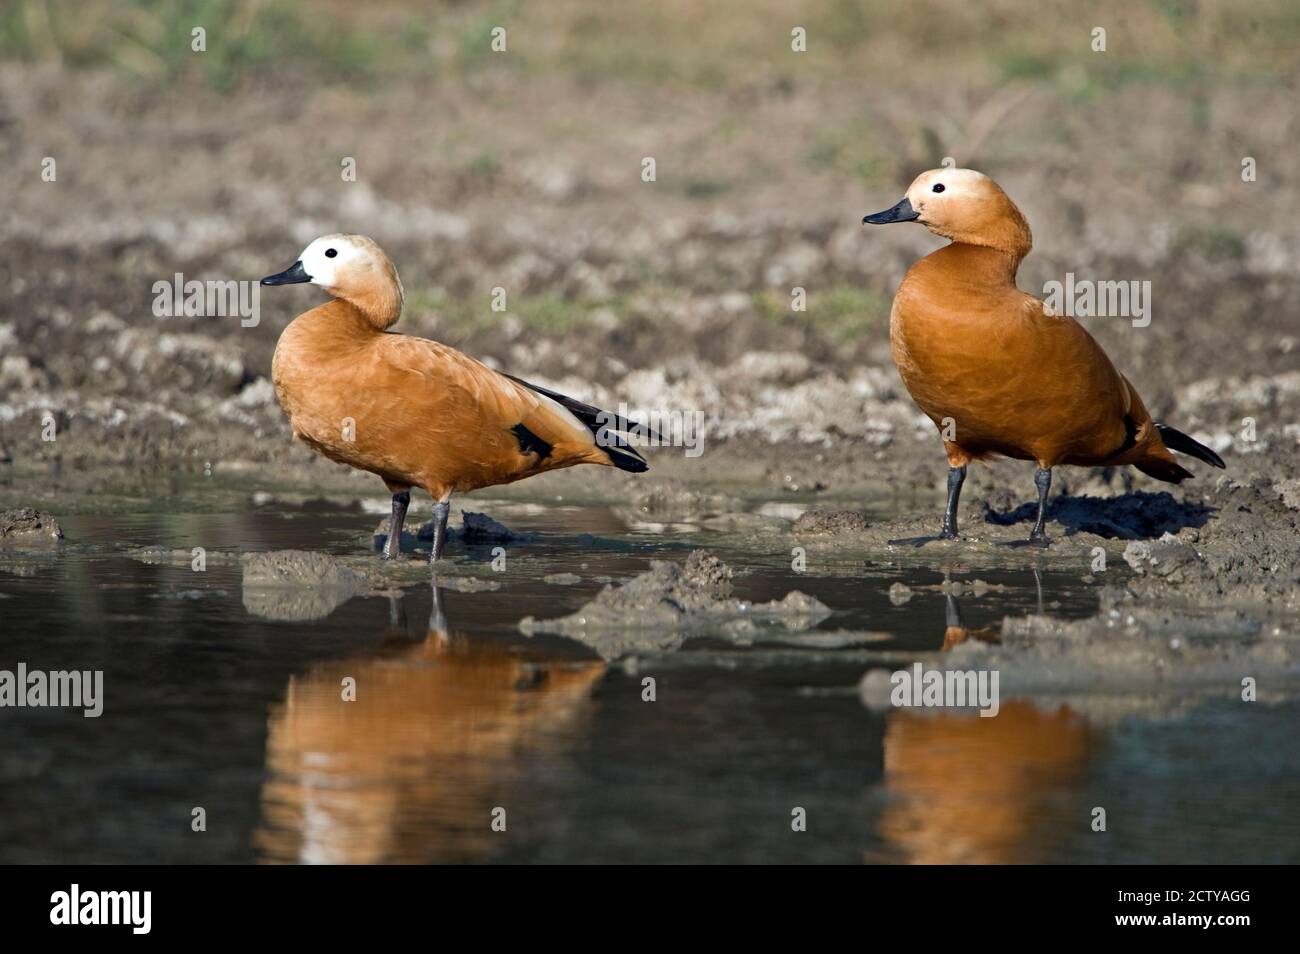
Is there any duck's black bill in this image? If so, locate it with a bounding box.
[260,261,311,286]
[863,197,919,225]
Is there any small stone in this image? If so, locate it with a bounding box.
[888,582,914,605]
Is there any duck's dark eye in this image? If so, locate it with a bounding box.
[325,248,338,258]
[932,183,946,193]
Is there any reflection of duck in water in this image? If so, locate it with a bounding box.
[876,587,1092,864]
[940,591,1001,651]
[257,584,605,864]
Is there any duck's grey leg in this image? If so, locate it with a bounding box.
[429,500,451,563]
[888,464,966,547]
[1029,467,1052,544]
[940,465,966,539]
[382,490,410,560]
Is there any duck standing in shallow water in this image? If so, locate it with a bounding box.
[261,234,652,562]
[863,169,1223,545]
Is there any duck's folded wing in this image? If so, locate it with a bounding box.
[502,372,657,470]
[377,335,643,469]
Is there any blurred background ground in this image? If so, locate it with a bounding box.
[0,0,1297,502]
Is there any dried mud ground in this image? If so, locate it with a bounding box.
[2,64,1299,705]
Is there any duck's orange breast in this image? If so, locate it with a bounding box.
[889,245,1136,467]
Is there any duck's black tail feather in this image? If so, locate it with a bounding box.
[508,373,658,473]
[1135,458,1194,484]
[1156,423,1226,470]
[602,445,650,473]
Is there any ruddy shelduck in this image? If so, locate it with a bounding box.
[863,169,1224,545]
[261,235,653,561]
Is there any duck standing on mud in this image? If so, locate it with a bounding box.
[862,169,1223,545]
[261,234,653,562]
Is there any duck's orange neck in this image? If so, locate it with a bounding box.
[282,299,373,348]
[930,201,1033,272]
[920,242,1024,292]
[947,242,1025,284]
[338,283,402,331]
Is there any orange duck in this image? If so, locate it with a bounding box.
[863,169,1224,545]
[261,234,653,561]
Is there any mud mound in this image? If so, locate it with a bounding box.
[0,508,64,546]
[793,509,873,535]
[520,550,830,657]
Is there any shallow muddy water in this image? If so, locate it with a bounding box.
[1,492,1297,864]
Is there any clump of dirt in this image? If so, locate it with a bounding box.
[519,550,831,657]
[372,510,534,553]
[460,511,525,543]
[1003,603,1263,645]
[242,549,366,587]
[782,503,1114,560]
[238,548,502,620]
[623,481,742,519]
[1122,535,1206,583]
[859,600,1294,714]
[888,582,914,605]
[543,572,582,585]
[0,508,64,545]
[964,603,1292,691]
[1104,477,1300,610]
[793,509,872,535]
[240,549,367,621]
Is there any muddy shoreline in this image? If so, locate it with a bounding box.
[3,59,1298,706]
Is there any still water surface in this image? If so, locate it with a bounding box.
[2,499,1297,863]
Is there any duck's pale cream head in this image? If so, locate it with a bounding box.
[261,234,404,330]
[863,168,1031,258]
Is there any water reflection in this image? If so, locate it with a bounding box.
[876,588,1093,864]
[256,583,606,863]
[939,591,1001,651]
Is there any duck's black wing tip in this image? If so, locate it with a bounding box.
[505,372,664,448]
[1156,423,1226,470]
[604,446,650,473]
